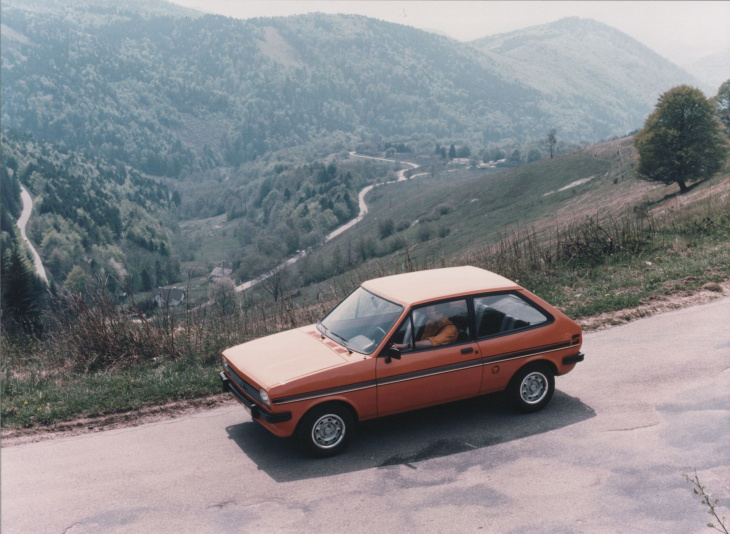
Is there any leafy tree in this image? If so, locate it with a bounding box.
[448,144,456,159]
[547,129,557,158]
[714,79,730,137]
[64,266,91,295]
[634,85,728,192]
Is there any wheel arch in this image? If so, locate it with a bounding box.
[511,358,557,383]
[297,398,360,428]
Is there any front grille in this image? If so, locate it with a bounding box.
[223,362,264,405]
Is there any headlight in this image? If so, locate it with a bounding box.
[259,389,270,406]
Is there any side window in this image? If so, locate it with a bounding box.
[398,299,470,350]
[474,293,549,338]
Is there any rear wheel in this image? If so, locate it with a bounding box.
[297,403,355,458]
[509,363,555,413]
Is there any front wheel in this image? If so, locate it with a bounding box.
[297,403,355,458]
[508,364,555,413]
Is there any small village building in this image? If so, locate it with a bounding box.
[209,267,233,281]
[153,287,186,308]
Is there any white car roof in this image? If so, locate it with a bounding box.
[362,266,519,306]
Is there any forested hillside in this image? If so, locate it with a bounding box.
[175,156,394,284]
[1,132,179,296]
[2,1,697,181]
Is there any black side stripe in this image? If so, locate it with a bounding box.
[272,342,576,406]
[482,341,573,365]
[377,357,484,387]
[274,379,378,405]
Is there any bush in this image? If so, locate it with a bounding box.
[417,223,434,242]
[378,218,395,239]
[48,289,168,372]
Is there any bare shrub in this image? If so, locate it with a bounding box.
[558,215,652,267]
[45,288,168,373]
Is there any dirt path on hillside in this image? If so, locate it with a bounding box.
[3,278,727,447]
[17,185,48,284]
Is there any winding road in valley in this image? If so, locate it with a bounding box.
[235,153,427,292]
[13,153,423,294]
[17,185,48,284]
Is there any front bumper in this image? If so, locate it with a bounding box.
[220,371,292,424]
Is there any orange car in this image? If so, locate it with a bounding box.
[221,266,583,457]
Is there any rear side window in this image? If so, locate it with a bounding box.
[474,293,549,338]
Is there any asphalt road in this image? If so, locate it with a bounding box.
[2,297,729,533]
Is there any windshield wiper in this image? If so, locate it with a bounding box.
[318,322,352,353]
[329,331,352,354]
[316,322,327,338]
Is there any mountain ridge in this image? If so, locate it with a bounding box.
[1,3,701,180]
[470,17,700,134]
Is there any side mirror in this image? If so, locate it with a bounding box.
[384,346,402,364]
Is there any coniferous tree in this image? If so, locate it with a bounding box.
[1,238,43,335]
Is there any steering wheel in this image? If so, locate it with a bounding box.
[374,326,387,339]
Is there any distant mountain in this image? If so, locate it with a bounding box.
[470,17,700,137]
[1,4,700,180]
[681,50,730,96]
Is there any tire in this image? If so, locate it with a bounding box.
[297,403,355,458]
[508,363,555,413]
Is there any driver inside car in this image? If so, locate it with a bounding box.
[392,302,458,351]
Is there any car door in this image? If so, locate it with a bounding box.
[376,298,482,417]
[473,292,554,394]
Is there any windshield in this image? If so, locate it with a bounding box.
[318,287,403,354]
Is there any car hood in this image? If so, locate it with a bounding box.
[222,325,353,389]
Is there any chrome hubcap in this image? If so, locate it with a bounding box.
[520,372,548,404]
[312,414,345,449]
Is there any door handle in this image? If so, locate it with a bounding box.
[461,347,474,355]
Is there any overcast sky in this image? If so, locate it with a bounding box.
[168,1,730,65]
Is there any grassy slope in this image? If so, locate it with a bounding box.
[300,138,646,278]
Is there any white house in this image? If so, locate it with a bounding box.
[153,287,186,308]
